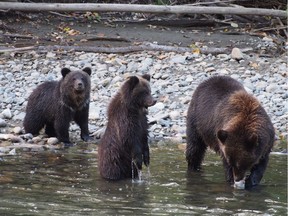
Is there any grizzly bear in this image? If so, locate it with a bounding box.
[186,76,274,189]
[98,74,156,180]
[23,67,92,146]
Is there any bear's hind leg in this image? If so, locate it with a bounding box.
[54,116,71,145]
[186,116,207,171]
[45,122,56,137]
[132,139,143,171]
[23,114,45,135]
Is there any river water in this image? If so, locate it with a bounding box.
[0,144,287,215]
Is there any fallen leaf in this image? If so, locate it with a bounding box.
[192,48,200,54]
[157,54,167,60]
[249,62,259,69]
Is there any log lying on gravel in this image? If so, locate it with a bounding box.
[0,42,253,54]
[0,2,286,18]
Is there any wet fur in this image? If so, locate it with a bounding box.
[98,74,156,180]
[186,76,274,188]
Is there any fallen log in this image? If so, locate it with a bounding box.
[0,42,253,55]
[0,2,286,18]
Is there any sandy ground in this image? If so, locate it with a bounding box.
[0,12,270,53]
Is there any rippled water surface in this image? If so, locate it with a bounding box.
[0,144,287,215]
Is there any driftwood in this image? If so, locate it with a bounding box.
[276,17,288,38]
[0,42,252,54]
[0,2,286,18]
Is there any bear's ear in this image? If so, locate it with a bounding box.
[142,74,150,81]
[217,130,228,144]
[82,67,92,76]
[61,68,71,78]
[127,76,139,90]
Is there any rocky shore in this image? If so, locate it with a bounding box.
[0,49,287,155]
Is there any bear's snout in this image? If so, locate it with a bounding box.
[74,80,85,91]
[146,97,157,107]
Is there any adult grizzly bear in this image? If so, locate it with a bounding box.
[186,76,274,189]
[98,74,156,180]
[23,67,92,146]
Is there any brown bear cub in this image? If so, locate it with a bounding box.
[186,76,274,189]
[23,67,92,146]
[98,74,156,180]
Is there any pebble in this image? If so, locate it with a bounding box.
[47,137,58,145]
[0,50,286,151]
[0,118,7,127]
[8,148,16,156]
[231,47,244,60]
[169,111,181,120]
[13,126,22,134]
[32,136,42,143]
[170,55,187,64]
[1,108,12,119]
[262,37,273,42]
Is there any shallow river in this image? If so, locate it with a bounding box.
[0,144,287,215]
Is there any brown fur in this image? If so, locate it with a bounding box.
[186,76,274,188]
[23,67,92,146]
[224,91,261,133]
[98,74,156,180]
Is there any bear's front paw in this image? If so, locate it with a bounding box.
[81,134,92,142]
[133,156,143,171]
[245,175,259,188]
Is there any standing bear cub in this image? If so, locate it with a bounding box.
[98,74,156,180]
[24,67,92,146]
[186,76,274,189]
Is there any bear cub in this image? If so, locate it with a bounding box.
[186,76,274,189]
[23,67,92,146]
[98,74,156,180]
